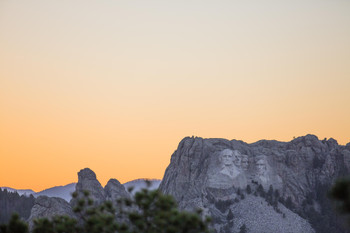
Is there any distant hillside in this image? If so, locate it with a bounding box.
[1,183,76,202]
[0,187,35,196]
[34,183,76,202]
[1,179,162,202]
[123,179,161,195]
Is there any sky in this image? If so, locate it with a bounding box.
[1,0,350,192]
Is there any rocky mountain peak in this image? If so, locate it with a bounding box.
[78,168,97,180]
[70,168,105,206]
[29,168,134,228]
[105,178,131,201]
[159,135,350,233]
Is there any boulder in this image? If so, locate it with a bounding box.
[105,178,131,201]
[28,196,75,229]
[70,168,105,207]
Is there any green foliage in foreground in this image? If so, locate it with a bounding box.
[330,178,350,224]
[0,213,28,233]
[0,188,211,233]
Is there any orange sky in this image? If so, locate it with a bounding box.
[1,0,350,192]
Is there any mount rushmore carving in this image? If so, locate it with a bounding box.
[26,134,350,233]
[207,149,282,190]
[159,135,350,233]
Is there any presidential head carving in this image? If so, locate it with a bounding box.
[219,149,235,166]
[241,154,249,170]
[233,150,242,167]
[255,155,268,176]
[207,149,249,189]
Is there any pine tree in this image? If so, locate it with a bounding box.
[285,196,294,210]
[246,185,252,194]
[227,209,233,221]
[1,189,212,233]
[239,223,247,233]
[0,214,28,233]
[274,189,280,200]
[257,184,265,197]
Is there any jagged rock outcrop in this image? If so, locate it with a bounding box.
[28,196,75,229]
[70,168,106,206]
[70,168,131,206]
[159,135,350,233]
[28,169,132,228]
[105,179,131,201]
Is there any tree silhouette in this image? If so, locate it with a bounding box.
[0,188,211,233]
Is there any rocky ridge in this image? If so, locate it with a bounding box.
[70,168,106,207]
[27,196,75,229]
[159,134,350,233]
[28,168,131,227]
[105,179,131,201]
[26,135,350,233]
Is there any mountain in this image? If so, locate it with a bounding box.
[123,179,161,195]
[12,134,350,232]
[159,135,350,233]
[1,183,76,202]
[27,196,76,229]
[0,187,35,196]
[33,183,76,202]
[29,168,131,229]
[1,177,161,203]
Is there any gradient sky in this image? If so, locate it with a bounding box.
[1,0,349,192]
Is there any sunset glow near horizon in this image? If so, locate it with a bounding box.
[1,0,350,192]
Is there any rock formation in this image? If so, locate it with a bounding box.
[27,196,75,229]
[70,168,106,206]
[229,195,313,233]
[105,179,131,201]
[29,168,130,228]
[159,135,350,233]
[26,135,350,233]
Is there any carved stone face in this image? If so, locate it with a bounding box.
[233,150,241,167]
[256,158,267,175]
[220,149,235,166]
[241,155,249,170]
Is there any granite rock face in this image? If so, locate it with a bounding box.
[28,168,131,228]
[70,168,106,206]
[28,196,75,229]
[159,135,350,233]
[71,168,131,205]
[105,179,131,201]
